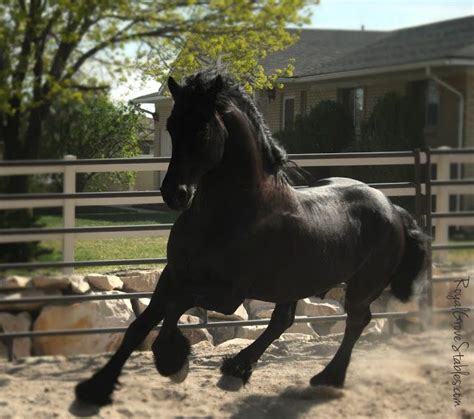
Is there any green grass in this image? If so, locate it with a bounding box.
[5,210,473,276]
[19,211,177,275]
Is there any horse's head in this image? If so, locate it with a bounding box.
[161,74,227,211]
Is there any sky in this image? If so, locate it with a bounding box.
[111,0,473,106]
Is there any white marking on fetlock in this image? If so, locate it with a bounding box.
[169,359,189,383]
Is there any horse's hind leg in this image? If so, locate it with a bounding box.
[310,274,389,388]
[310,305,371,388]
[220,302,297,386]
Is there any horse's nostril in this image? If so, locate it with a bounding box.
[176,185,188,204]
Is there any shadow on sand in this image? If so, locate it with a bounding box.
[226,385,344,419]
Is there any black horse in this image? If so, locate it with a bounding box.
[75,70,427,406]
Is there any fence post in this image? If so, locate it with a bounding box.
[63,155,76,275]
[434,151,450,262]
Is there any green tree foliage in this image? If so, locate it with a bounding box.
[276,100,354,153]
[0,0,313,193]
[41,94,143,192]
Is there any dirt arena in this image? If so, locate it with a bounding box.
[0,329,472,418]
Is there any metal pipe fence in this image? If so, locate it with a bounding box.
[0,148,473,360]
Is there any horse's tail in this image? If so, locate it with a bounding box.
[390,206,429,302]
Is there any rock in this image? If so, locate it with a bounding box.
[279,333,314,342]
[33,296,135,355]
[245,300,274,319]
[0,289,61,311]
[179,315,214,346]
[208,325,237,345]
[329,321,346,334]
[364,319,387,335]
[32,275,70,290]
[119,270,160,292]
[0,312,32,359]
[208,304,248,321]
[0,276,31,290]
[296,298,344,317]
[85,274,123,291]
[235,325,266,340]
[69,275,90,294]
[217,338,253,349]
[324,287,345,304]
[287,322,319,337]
[131,297,149,315]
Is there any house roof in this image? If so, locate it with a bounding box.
[274,16,474,81]
[132,16,474,102]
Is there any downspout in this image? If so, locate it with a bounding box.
[426,67,465,213]
[426,67,464,149]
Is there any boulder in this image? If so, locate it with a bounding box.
[208,325,237,345]
[217,338,253,349]
[235,325,266,340]
[208,304,248,321]
[69,275,90,294]
[85,274,123,291]
[33,295,135,355]
[0,289,61,311]
[0,312,32,359]
[32,275,70,290]
[119,270,161,292]
[279,333,314,342]
[287,322,319,338]
[0,276,31,290]
[179,314,214,346]
[245,300,274,319]
[296,298,344,317]
[324,287,345,304]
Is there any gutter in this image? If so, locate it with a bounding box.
[426,66,464,149]
[280,58,474,84]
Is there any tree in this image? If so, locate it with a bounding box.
[0,0,312,194]
[41,94,144,192]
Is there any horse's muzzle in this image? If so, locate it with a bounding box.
[161,184,195,211]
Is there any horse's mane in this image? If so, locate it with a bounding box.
[183,70,310,185]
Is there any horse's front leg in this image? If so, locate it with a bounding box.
[151,299,194,382]
[219,302,297,388]
[75,266,179,406]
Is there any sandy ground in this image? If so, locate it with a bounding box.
[0,329,472,419]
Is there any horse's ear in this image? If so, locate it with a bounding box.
[168,76,182,99]
[208,75,223,101]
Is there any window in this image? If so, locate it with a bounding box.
[426,80,440,127]
[282,96,295,130]
[339,87,365,136]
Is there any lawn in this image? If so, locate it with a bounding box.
[33,210,177,274]
[4,209,473,276]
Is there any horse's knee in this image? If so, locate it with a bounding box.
[152,329,190,377]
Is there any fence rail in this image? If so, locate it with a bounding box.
[0,148,473,360]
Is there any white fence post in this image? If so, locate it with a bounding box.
[62,155,76,274]
[434,151,450,262]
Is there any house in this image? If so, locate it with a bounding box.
[132,16,474,188]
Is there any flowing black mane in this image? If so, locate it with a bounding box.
[183,70,291,178]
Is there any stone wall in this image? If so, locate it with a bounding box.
[1,266,469,360]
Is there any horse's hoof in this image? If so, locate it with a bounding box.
[216,375,244,392]
[169,358,189,383]
[75,376,114,407]
[220,357,253,384]
[310,371,344,388]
